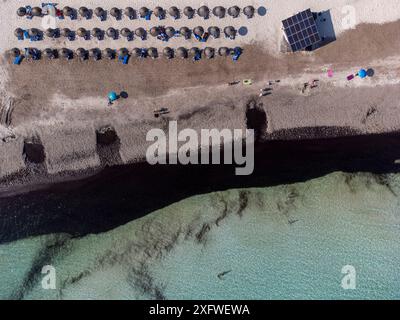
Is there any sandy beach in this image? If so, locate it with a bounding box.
[1,0,400,192]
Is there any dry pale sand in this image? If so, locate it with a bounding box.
[0,1,400,191]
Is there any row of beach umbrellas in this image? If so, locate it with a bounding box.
[15,26,238,39]
[17,6,256,19]
[10,47,238,59]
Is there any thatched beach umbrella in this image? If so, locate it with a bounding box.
[131,48,141,58]
[43,48,55,59]
[148,47,158,59]
[135,28,146,38]
[28,28,39,37]
[14,28,24,38]
[31,7,42,17]
[103,48,114,59]
[176,47,188,59]
[120,28,131,38]
[77,28,87,38]
[59,48,70,59]
[94,7,105,18]
[139,7,149,18]
[218,47,230,56]
[208,26,220,38]
[110,7,121,18]
[125,7,135,19]
[150,27,160,37]
[198,6,209,19]
[91,28,102,38]
[183,6,195,19]
[106,27,117,39]
[118,48,129,57]
[180,27,191,38]
[165,27,175,38]
[154,7,165,18]
[228,6,240,18]
[224,26,236,38]
[193,26,204,37]
[45,28,56,37]
[163,47,174,59]
[10,48,21,57]
[168,6,179,19]
[76,48,87,59]
[63,6,73,17]
[79,7,89,18]
[17,7,27,17]
[244,6,255,18]
[213,6,225,18]
[190,47,200,56]
[204,47,215,59]
[60,28,71,37]
[89,48,101,59]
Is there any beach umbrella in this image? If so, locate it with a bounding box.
[91,28,102,38]
[193,26,204,37]
[59,48,70,59]
[94,7,105,18]
[131,48,141,58]
[358,69,367,78]
[10,48,21,57]
[139,7,149,18]
[28,28,39,37]
[76,48,87,58]
[176,47,188,59]
[17,7,27,17]
[180,27,191,38]
[163,47,174,59]
[165,27,176,38]
[60,28,71,37]
[135,28,146,38]
[118,48,129,57]
[108,92,118,102]
[148,47,158,59]
[14,28,24,38]
[244,6,255,18]
[120,28,131,38]
[43,48,55,58]
[77,28,87,38]
[224,26,236,38]
[208,26,220,38]
[103,48,114,59]
[198,6,209,18]
[154,7,165,18]
[218,47,230,56]
[106,28,117,39]
[125,7,135,19]
[45,28,56,37]
[150,27,160,37]
[168,6,179,19]
[190,47,200,56]
[228,6,240,18]
[213,6,226,18]
[183,6,195,18]
[110,7,121,18]
[204,47,215,59]
[31,7,42,16]
[79,7,89,18]
[89,48,101,59]
[63,6,73,17]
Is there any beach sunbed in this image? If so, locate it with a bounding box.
[13,56,23,65]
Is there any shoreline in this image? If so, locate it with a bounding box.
[1,129,400,244]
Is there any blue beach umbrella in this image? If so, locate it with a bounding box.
[358,69,367,79]
[108,91,118,102]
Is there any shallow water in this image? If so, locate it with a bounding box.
[0,171,399,299]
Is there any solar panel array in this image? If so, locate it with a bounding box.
[282,9,321,52]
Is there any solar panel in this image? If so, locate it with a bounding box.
[282,9,321,52]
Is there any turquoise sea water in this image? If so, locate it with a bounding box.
[0,171,399,299]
